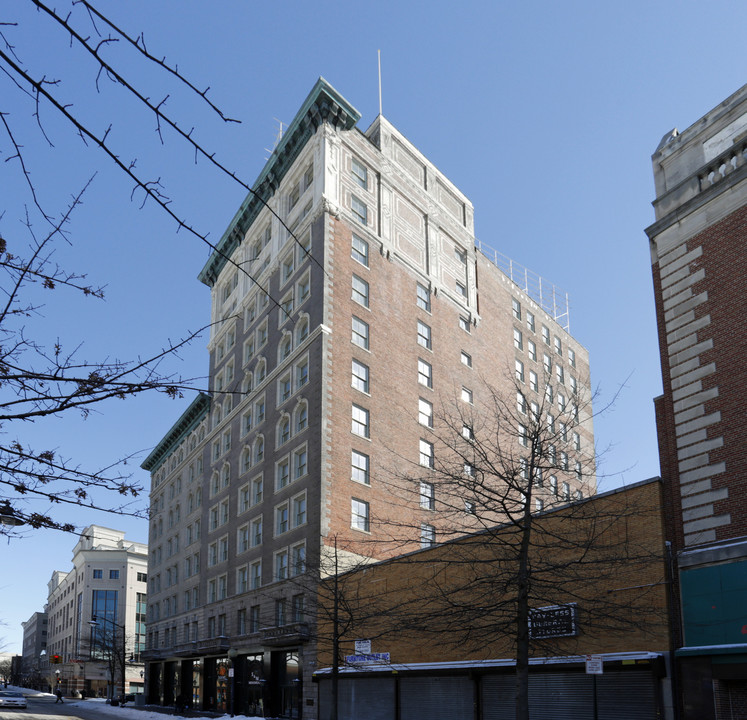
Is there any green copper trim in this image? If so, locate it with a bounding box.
[198,77,361,287]
[141,393,211,472]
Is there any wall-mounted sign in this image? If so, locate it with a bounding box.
[355,639,371,655]
[529,604,578,639]
[345,653,390,665]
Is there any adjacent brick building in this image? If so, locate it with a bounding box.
[314,478,671,720]
[141,78,594,719]
[646,84,747,719]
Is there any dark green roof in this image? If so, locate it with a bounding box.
[198,77,361,287]
[141,393,211,473]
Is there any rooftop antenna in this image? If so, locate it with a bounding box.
[264,118,287,160]
[378,49,383,116]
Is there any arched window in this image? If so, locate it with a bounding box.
[254,436,264,464]
[279,334,292,362]
[223,394,233,418]
[242,446,252,474]
[256,359,266,383]
[295,401,308,433]
[221,463,231,488]
[213,405,221,428]
[242,373,253,395]
[296,316,309,344]
[188,493,194,513]
[195,488,202,507]
[277,416,291,446]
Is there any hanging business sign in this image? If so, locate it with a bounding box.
[528,604,578,639]
[345,653,390,665]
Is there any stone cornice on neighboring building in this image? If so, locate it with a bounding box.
[141,393,210,472]
[197,77,361,288]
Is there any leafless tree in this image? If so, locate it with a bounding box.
[0,2,314,534]
[315,373,668,720]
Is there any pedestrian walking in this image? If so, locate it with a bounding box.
[55,688,63,704]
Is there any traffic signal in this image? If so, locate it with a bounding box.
[51,654,61,664]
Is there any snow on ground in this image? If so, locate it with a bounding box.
[4,686,264,720]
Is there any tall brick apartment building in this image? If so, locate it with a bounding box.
[141,78,594,719]
[646,85,747,719]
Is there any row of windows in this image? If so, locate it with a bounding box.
[149,592,307,650]
[512,298,576,368]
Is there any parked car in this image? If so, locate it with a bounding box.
[0,691,27,708]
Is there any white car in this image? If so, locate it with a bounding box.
[0,691,27,709]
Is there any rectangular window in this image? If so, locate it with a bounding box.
[276,459,290,490]
[352,274,369,307]
[250,561,261,589]
[573,432,581,451]
[297,273,310,303]
[528,339,537,362]
[352,234,369,266]
[296,359,309,388]
[456,281,467,298]
[515,359,524,383]
[529,370,538,393]
[543,353,552,373]
[352,359,370,393]
[352,404,370,438]
[351,498,370,532]
[418,358,433,388]
[526,311,535,333]
[275,550,289,580]
[93,569,103,579]
[351,450,369,485]
[279,374,292,403]
[294,447,307,479]
[292,542,306,575]
[276,504,289,535]
[351,195,368,225]
[352,157,368,189]
[542,325,550,346]
[418,398,433,427]
[512,298,521,320]
[417,321,432,350]
[570,376,578,395]
[238,525,249,553]
[519,423,528,447]
[416,283,431,312]
[569,347,576,368]
[459,316,471,333]
[420,523,435,548]
[237,607,247,634]
[293,493,307,527]
[419,481,435,510]
[251,517,262,547]
[554,336,562,356]
[419,439,434,468]
[517,392,527,416]
[556,365,565,386]
[455,246,467,264]
[352,316,369,350]
[252,476,263,506]
[514,328,523,351]
[461,351,472,368]
[275,599,286,627]
[292,594,305,623]
[461,386,473,404]
[250,605,260,633]
[109,570,119,580]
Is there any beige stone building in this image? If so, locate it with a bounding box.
[43,525,147,698]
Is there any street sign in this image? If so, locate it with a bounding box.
[585,655,603,674]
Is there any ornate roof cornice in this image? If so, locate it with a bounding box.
[141,393,211,472]
[198,77,361,287]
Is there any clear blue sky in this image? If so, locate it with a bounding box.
[2,0,747,653]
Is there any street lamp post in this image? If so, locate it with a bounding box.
[227,648,238,717]
[89,615,127,704]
